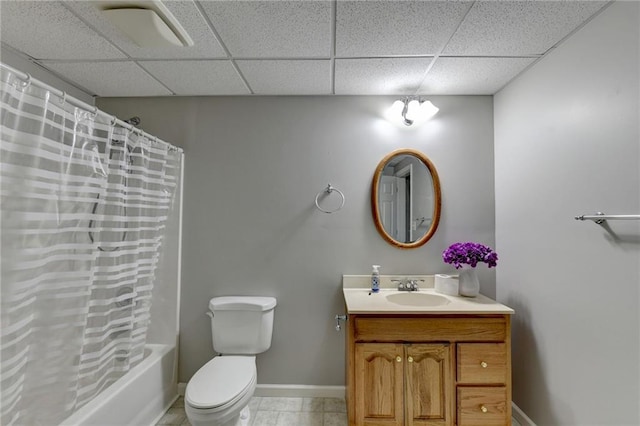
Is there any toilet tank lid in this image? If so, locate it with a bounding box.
[209,296,277,312]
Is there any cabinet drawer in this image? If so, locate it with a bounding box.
[354,317,507,342]
[457,387,508,426]
[457,343,507,384]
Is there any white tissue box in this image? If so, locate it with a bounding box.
[434,274,459,296]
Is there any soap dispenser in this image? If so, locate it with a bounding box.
[371,265,380,293]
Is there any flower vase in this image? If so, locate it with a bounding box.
[458,266,480,297]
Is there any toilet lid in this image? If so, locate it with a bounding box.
[186,356,256,410]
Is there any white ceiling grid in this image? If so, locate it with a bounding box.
[0,0,610,97]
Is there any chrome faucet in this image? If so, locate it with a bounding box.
[392,278,424,291]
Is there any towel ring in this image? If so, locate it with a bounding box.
[315,184,345,214]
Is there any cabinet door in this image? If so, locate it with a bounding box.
[355,343,404,426]
[405,344,453,426]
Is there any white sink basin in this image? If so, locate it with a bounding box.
[385,292,451,307]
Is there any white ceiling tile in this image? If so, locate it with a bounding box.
[64,1,227,59]
[336,1,472,57]
[139,61,249,95]
[42,62,171,97]
[237,60,331,95]
[443,1,609,56]
[335,58,433,95]
[418,57,536,95]
[0,0,610,96]
[0,1,125,60]
[199,1,331,58]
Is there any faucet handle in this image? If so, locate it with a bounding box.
[391,279,405,290]
[407,279,424,291]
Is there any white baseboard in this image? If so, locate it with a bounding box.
[177,383,345,399]
[255,384,346,398]
[512,402,537,426]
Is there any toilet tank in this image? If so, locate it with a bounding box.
[208,296,277,355]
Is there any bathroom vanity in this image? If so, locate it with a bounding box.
[342,276,514,426]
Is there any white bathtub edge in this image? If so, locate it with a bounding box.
[149,394,180,426]
[60,344,177,426]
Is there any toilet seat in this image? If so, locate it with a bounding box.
[185,356,256,410]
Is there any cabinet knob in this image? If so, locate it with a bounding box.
[407,356,414,363]
[480,405,488,413]
[396,356,402,363]
[480,361,488,368]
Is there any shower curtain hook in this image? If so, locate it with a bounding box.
[20,72,32,89]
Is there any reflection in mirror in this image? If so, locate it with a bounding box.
[372,149,441,249]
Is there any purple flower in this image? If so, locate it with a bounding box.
[442,242,498,269]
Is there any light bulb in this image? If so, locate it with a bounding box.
[405,100,421,121]
[385,100,406,126]
[419,101,439,120]
[410,100,439,126]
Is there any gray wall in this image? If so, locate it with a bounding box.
[98,95,496,385]
[495,2,639,425]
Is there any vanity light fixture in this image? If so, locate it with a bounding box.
[386,96,439,127]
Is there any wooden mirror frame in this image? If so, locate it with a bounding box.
[371,148,442,249]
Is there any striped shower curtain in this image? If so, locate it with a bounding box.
[0,67,181,425]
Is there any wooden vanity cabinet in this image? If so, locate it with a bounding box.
[346,315,511,426]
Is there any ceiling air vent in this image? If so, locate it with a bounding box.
[101,1,193,47]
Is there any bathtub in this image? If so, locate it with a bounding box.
[59,344,178,426]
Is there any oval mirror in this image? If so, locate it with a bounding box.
[371,149,441,249]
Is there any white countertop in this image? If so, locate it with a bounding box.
[342,275,514,315]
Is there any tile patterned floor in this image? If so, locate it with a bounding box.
[156,395,522,426]
[155,396,347,426]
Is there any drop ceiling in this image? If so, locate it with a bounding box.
[0,0,610,97]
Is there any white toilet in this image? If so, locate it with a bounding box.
[185,296,277,426]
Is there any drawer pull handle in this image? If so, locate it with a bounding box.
[396,356,402,363]
[480,405,488,413]
[480,361,488,368]
[407,356,413,363]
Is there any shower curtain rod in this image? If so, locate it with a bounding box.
[0,62,183,154]
[574,213,640,224]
